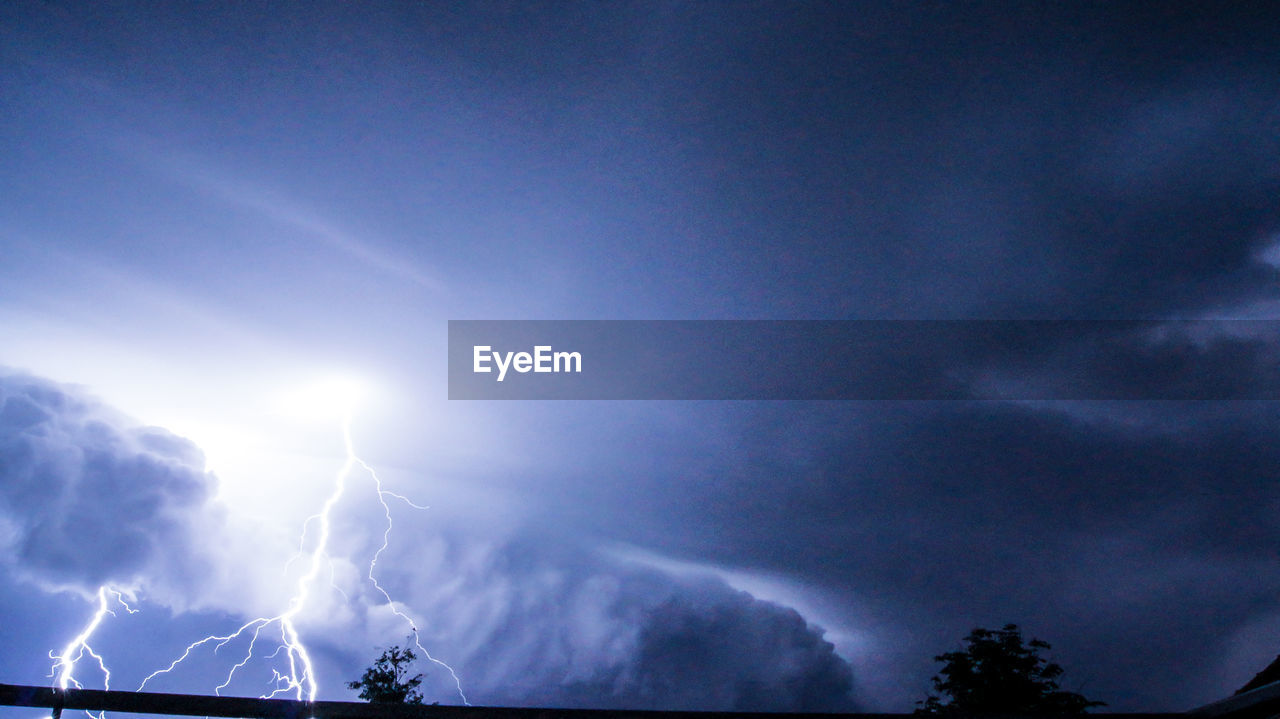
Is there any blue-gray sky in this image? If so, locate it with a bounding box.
[3,1,1280,712]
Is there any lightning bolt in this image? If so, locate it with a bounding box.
[49,586,138,717]
[129,408,468,705]
[351,421,469,705]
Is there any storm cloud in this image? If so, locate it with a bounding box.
[0,371,221,600]
[334,528,858,711]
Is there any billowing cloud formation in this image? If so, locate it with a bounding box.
[329,528,857,711]
[0,370,221,599]
[504,577,856,711]
[606,589,854,711]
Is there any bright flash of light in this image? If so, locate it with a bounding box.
[271,373,370,424]
[133,377,467,704]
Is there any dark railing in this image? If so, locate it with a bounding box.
[0,683,919,719]
[0,682,1223,719]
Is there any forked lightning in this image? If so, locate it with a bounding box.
[49,399,467,707]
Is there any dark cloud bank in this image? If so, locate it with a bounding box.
[454,551,858,712]
[568,397,1280,711]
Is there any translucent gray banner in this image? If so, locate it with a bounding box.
[447,320,1280,400]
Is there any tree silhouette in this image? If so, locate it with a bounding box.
[916,624,1104,715]
[347,644,425,704]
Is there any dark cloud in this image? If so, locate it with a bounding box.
[589,399,1280,710]
[965,322,1280,400]
[620,590,854,712]
[537,582,855,712]
[0,370,221,596]
[358,526,858,711]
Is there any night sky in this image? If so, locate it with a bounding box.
[3,1,1280,713]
